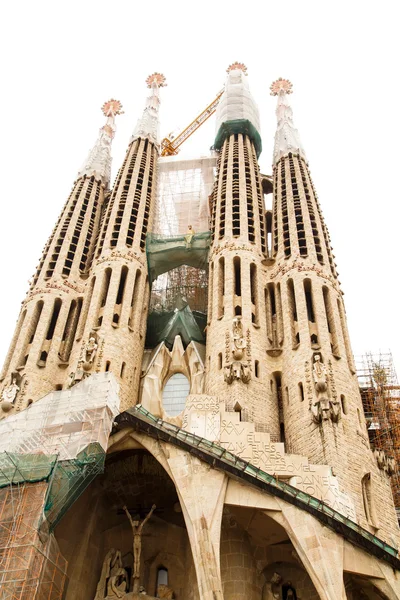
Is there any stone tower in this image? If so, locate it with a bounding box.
[0,98,122,411]
[206,63,279,435]
[72,73,165,410]
[0,67,399,600]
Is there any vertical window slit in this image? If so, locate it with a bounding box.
[304,279,319,347]
[18,301,43,366]
[322,286,340,356]
[113,266,128,326]
[129,269,142,330]
[250,263,259,325]
[287,279,300,348]
[217,257,225,319]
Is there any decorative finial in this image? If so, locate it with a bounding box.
[227,62,248,75]
[271,78,306,165]
[101,99,124,117]
[270,78,293,96]
[146,73,167,88]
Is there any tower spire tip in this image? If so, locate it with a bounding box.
[146,73,167,88]
[270,78,293,96]
[101,99,124,117]
[227,62,247,75]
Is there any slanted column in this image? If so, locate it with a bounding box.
[0,101,121,415]
[69,74,165,411]
[205,63,279,435]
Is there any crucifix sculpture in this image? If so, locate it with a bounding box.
[123,504,156,592]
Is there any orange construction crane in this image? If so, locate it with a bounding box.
[161,90,224,157]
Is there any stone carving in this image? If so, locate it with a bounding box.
[374,449,396,476]
[67,360,89,388]
[94,548,128,599]
[262,572,282,599]
[84,337,98,365]
[1,377,19,408]
[311,354,340,423]
[123,504,156,592]
[269,256,339,292]
[224,317,251,384]
[157,584,175,599]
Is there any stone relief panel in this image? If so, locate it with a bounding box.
[181,395,222,442]
[224,317,251,384]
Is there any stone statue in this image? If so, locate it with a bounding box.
[157,583,174,599]
[123,504,156,589]
[232,316,246,360]
[262,572,282,600]
[224,318,251,385]
[85,337,98,364]
[312,354,327,393]
[107,550,128,599]
[94,548,127,600]
[311,354,339,423]
[184,224,195,248]
[1,377,19,405]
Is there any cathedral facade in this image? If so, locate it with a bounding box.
[0,65,399,600]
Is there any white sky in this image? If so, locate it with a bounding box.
[1,0,399,376]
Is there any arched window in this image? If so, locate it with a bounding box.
[162,373,190,416]
[157,566,168,587]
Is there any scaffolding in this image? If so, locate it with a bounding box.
[356,351,400,516]
[0,373,120,599]
[147,155,216,347]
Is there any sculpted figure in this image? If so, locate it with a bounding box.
[123,504,156,581]
[312,354,327,393]
[94,548,127,600]
[157,584,174,599]
[224,364,233,384]
[232,316,246,360]
[107,550,128,599]
[184,224,195,249]
[262,572,282,600]
[1,377,19,405]
[85,337,98,364]
[241,363,251,383]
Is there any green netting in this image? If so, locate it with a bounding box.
[0,443,105,532]
[214,119,262,157]
[0,452,57,486]
[146,231,211,282]
[44,442,105,531]
[146,305,206,349]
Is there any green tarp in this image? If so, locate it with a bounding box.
[214,118,262,157]
[146,232,211,282]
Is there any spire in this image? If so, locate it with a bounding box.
[131,72,166,147]
[214,62,262,156]
[77,99,123,187]
[270,78,306,165]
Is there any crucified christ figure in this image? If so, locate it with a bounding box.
[123,504,156,581]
